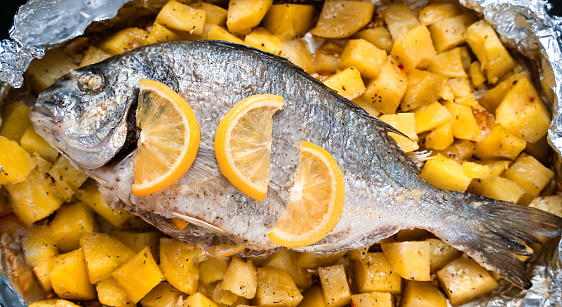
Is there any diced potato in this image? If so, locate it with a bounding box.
[190,2,228,26]
[469,61,486,86]
[401,69,446,111]
[206,24,244,44]
[354,27,394,53]
[318,264,351,307]
[391,25,436,71]
[503,153,554,205]
[296,251,346,269]
[338,39,386,79]
[467,20,516,83]
[244,27,283,55]
[383,4,420,41]
[80,232,136,284]
[20,125,58,162]
[425,122,454,150]
[7,168,63,225]
[352,293,394,307]
[199,257,230,285]
[256,267,303,307]
[480,176,525,203]
[447,78,473,98]
[437,140,476,162]
[97,277,134,307]
[483,160,512,176]
[479,72,526,113]
[264,250,310,289]
[419,3,461,25]
[426,238,460,273]
[29,300,57,307]
[474,125,526,160]
[429,13,478,53]
[363,57,407,115]
[227,0,273,35]
[281,39,314,73]
[427,47,468,78]
[0,136,36,185]
[214,281,241,305]
[529,195,562,217]
[310,1,374,38]
[350,252,402,294]
[381,241,431,281]
[525,135,551,164]
[413,101,452,133]
[402,280,447,307]
[79,45,112,67]
[34,257,54,292]
[0,101,31,142]
[75,179,133,227]
[324,67,366,100]
[48,155,88,202]
[443,101,482,141]
[299,287,326,307]
[437,258,498,306]
[155,1,206,38]
[352,96,381,118]
[222,257,258,299]
[419,153,471,192]
[379,113,419,153]
[315,41,343,74]
[22,225,59,268]
[113,246,165,303]
[146,23,180,45]
[455,94,480,109]
[185,292,218,307]
[25,48,78,93]
[110,229,163,261]
[462,162,492,179]
[50,248,96,300]
[262,4,315,40]
[97,27,149,55]
[496,77,550,143]
[50,203,96,252]
[160,238,200,295]
[141,282,185,307]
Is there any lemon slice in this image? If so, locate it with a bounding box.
[268,141,345,248]
[215,94,284,201]
[132,79,200,196]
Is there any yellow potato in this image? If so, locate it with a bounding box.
[311,1,374,38]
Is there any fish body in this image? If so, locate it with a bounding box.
[31,41,562,288]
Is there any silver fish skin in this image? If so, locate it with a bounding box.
[31,40,562,289]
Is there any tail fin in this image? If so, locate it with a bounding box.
[436,192,562,289]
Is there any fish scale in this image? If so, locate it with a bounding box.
[31,40,562,289]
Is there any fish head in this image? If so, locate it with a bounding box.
[31,58,141,169]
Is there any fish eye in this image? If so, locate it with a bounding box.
[77,71,104,94]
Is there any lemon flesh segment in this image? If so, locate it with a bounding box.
[132,79,200,196]
[215,94,284,201]
[268,141,345,248]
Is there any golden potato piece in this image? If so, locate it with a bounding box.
[311,1,374,38]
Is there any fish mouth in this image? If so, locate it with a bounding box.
[110,96,140,164]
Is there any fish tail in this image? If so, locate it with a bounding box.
[438,193,562,289]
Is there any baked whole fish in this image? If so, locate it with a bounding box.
[30,40,562,289]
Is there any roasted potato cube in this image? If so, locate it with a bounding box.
[524,135,551,164]
[429,13,478,53]
[469,61,486,86]
[462,162,492,179]
[438,258,498,306]
[314,41,343,74]
[310,1,374,38]
[401,68,446,111]
[184,292,218,307]
[80,232,136,284]
[141,282,185,307]
[480,176,525,202]
[50,203,97,252]
[48,155,88,202]
[160,238,200,295]
[262,4,315,40]
[354,27,394,53]
[381,241,431,281]
[155,1,206,37]
[212,281,239,305]
[206,24,244,44]
[391,25,436,71]
[110,229,163,261]
[34,258,54,292]
[297,251,346,269]
[419,3,461,25]
[98,27,148,55]
[222,257,257,299]
[75,179,133,228]
[413,101,452,133]
[474,125,526,160]
[20,125,58,162]
[29,300,58,307]
[22,225,59,267]
[402,280,447,307]
[379,113,419,153]
[113,246,165,303]
[25,48,78,93]
[318,264,351,307]
[363,57,407,115]
[383,3,420,41]
[426,238,460,273]
[427,47,468,78]
[96,277,134,307]
[479,72,526,112]
[256,267,303,307]
[299,287,326,307]
[244,27,283,55]
[324,67,366,100]
[350,252,402,294]
[227,0,273,35]
[338,39,387,79]
[352,96,381,118]
[419,153,471,192]
[0,136,36,185]
[425,122,454,150]
[496,77,550,143]
[503,153,554,205]
[438,140,476,162]
[467,20,516,83]
[199,257,230,285]
[264,250,310,289]
[79,45,112,67]
[351,292,393,307]
[190,2,228,26]
[530,195,562,217]
[50,248,96,300]
[443,101,482,141]
[0,101,31,142]
[281,39,314,73]
[146,23,180,45]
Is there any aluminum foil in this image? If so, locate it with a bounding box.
[0,0,561,306]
